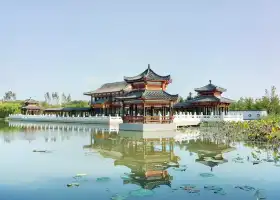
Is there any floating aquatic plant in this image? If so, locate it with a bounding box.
[232,158,244,163]
[172,167,187,171]
[67,182,80,187]
[201,119,280,143]
[110,194,128,200]
[199,173,214,177]
[33,150,52,153]
[96,177,111,182]
[179,184,200,193]
[252,160,261,165]
[120,175,131,180]
[214,190,226,195]
[167,162,179,167]
[204,185,226,195]
[180,184,196,189]
[129,189,155,197]
[124,172,135,176]
[235,185,255,191]
[74,173,87,178]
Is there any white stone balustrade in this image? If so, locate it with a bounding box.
[8,112,243,127]
[173,112,243,126]
[7,114,123,125]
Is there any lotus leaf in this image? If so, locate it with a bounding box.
[67,182,79,187]
[110,194,128,200]
[120,175,131,180]
[199,173,214,177]
[173,167,187,171]
[235,185,255,191]
[129,189,155,197]
[96,177,111,182]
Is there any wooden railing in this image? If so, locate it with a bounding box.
[123,116,172,124]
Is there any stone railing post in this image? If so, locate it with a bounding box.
[221,112,225,121]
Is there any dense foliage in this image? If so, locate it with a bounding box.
[229,86,280,114]
[0,103,21,118]
[2,91,16,101]
[201,116,280,142]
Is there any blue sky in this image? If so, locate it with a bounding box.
[1,0,280,101]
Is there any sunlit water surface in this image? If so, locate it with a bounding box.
[0,120,279,200]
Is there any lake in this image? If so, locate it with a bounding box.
[0,120,279,200]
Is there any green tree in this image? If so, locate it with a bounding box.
[62,100,88,107]
[0,103,21,118]
[44,92,51,104]
[244,97,254,110]
[178,96,184,103]
[61,93,67,104]
[3,91,16,101]
[66,94,71,103]
[229,86,280,114]
[269,86,280,114]
[186,92,193,100]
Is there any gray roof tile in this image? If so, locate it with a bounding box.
[84,81,131,95]
[174,95,234,108]
[22,105,41,110]
[116,89,178,101]
[124,64,171,83]
[194,80,226,93]
[44,107,91,112]
[24,98,39,104]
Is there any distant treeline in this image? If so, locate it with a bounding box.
[0,91,89,118]
[229,86,279,114]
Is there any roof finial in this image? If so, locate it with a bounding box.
[148,64,150,69]
[209,80,212,84]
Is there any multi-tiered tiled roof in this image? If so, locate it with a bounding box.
[194,80,226,93]
[117,89,178,101]
[124,64,171,83]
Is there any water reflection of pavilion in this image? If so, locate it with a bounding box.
[84,131,180,190]
[186,139,235,171]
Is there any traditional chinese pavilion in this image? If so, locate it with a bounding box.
[174,80,234,115]
[116,64,178,129]
[83,81,132,115]
[21,98,42,115]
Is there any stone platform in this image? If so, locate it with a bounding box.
[119,123,177,132]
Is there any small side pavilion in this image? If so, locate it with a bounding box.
[21,98,42,115]
[174,80,234,115]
